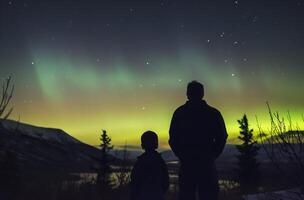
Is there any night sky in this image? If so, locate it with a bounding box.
[1,0,304,147]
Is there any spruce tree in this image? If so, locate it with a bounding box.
[236,114,260,193]
[97,130,114,190]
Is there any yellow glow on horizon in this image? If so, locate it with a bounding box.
[9,95,304,149]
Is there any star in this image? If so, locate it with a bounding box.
[231,73,235,77]
[253,16,258,23]
[142,106,146,110]
[206,39,211,43]
[146,61,149,65]
[31,61,35,65]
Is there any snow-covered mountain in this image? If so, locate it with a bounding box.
[1,119,81,144]
[0,120,101,172]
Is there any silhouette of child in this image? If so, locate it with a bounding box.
[130,131,169,200]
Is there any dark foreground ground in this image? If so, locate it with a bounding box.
[0,159,301,200]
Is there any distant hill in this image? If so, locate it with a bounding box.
[113,143,272,173]
[113,144,257,162]
[0,119,102,172]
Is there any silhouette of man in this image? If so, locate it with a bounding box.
[169,80,228,200]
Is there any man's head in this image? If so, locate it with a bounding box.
[187,80,204,101]
[141,130,158,151]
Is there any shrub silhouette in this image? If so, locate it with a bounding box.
[0,76,14,120]
[258,103,304,198]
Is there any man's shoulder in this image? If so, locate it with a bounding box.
[176,101,221,112]
[206,104,222,116]
[173,103,187,115]
[173,101,223,118]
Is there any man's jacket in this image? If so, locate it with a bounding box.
[169,100,228,163]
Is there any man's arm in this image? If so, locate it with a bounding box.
[214,111,228,159]
[169,111,181,158]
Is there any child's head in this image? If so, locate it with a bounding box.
[141,131,158,151]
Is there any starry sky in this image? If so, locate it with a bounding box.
[1,0,304,147]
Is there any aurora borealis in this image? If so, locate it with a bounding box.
[1,0,304,147]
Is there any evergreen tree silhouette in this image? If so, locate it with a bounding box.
[236,114,260,193]
[97,130,114,190]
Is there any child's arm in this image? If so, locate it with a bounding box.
[160,158,169,193]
